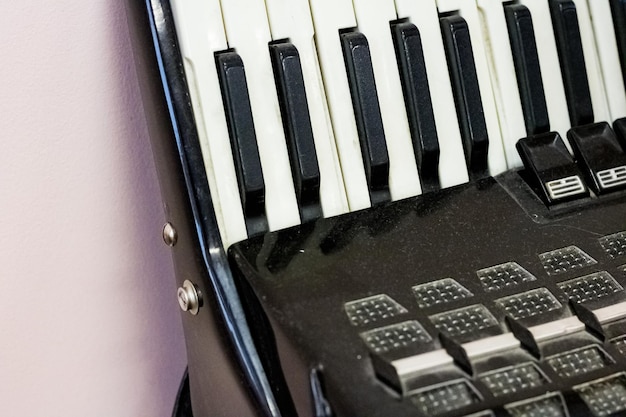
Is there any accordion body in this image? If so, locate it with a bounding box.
[127,0,626,415]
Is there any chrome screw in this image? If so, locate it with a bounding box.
[163,222,178,247]
[177,280,201,315]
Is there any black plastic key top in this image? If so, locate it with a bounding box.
[610,0,626,88]
[391,22,440,192]
[549,0,594,127]
[440,15,489,180]
[340,31,390,205]
[216,51,268,235]
[615,118,626,150]
[270,42,322,222]
[505,4,550,135]
[568,122,626,194]
[517,132,589,205]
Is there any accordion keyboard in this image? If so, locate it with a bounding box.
[146,0,626,415]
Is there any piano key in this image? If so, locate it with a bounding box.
[169,0,247,247]
[394,0,469,188]
[549,0,594,127]
[567,122,626,194]
[505,4,550,135]
[269,43,322,222]
[610,0,626,87]
[516,132,589,205]
[391,22,440,192]
[517,0,571,147]
[476,0,529,167]
[436,0,508,178]
[308,0,371,211]
[264,0,349,218]
[216,52,268,235]
[615,118,626,149]
[588,0,626,121]
[440,15,490,180]
[220,0,301,231]
[340,32,390,205]
[351,0,422,201]
[572,0,612,123]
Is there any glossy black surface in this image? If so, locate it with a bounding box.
[340,31,390,205]
[440,15,489,180]
[517,131,589,205]
[229,173,626,417]
[615,117,626,150]
[567,122,626,194]
[550,0,594,127]
[505,4,550,135]
[391,21,440,193]
[216,51,268,236]
[126,1,281,416]
[269,42,322,222]
[610,0,626,88]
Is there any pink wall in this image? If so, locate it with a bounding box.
[1,1,187,415]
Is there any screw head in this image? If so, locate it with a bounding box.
[177,280,201,315]
[163,222,177,246]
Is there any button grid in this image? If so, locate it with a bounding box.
[344,294,407,326]
[412,278,473,308]
[479,362,549,398]
[360,320,431,353]
[477,262,536,292]
[557,271,623,304]
[495,288,561,320]
[599,231,626,259]
[547,345,612,378]
[576,374,626,416]
[539,246,597,275]
[410,379,480,415]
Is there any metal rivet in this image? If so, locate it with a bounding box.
[177,280,201,315]
[163,222,177,247]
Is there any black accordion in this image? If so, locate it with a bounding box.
[127,0,626,415]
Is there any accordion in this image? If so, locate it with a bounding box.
[127,0,626,415]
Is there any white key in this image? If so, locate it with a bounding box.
[308,0,371,211]
[170,0,247,247]
[264,0,350,217]
[476,0,528,169]
[352,0,422,201]
[573,0,611,123]
[518,0,571,145]
[587,0,626,120]
[394,0,469,187]
[220,0,301,231]
[436,0,508,176]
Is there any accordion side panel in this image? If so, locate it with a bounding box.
[124,1,280,416]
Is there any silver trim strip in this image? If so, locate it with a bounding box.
[593,301,626,324]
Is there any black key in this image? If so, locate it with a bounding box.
[391,22,440,193]
[567,122,626,194]
[614,117,626,150]
[549,0,594,127]
[505,4,550,135]
[440,15,489,180]
[340,31,390,205]
[517,132,589,205]
[216,51,268,235]
[269,42,322,222]
[610,0,626,88]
